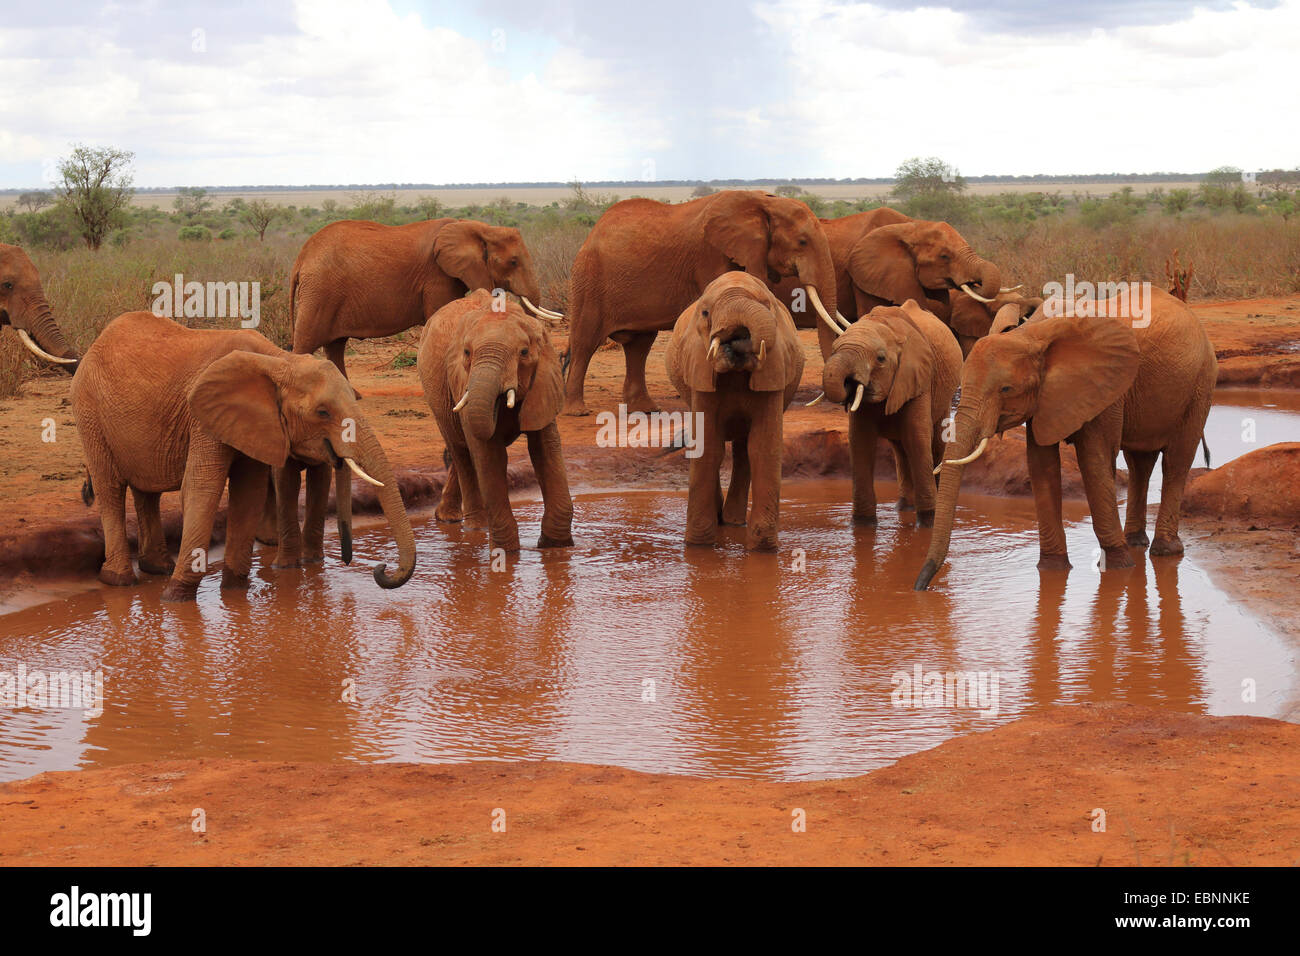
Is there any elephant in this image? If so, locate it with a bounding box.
[664,272,805,551]
[820,300,963,526]
[914,287,1217,590]
[563,190,839,417]
[279,217,560,562]
[71,311,416,602]
[418,289,572,553]
[844,219,1004,331]
[949,287,1043,357]
[0,242,80,372]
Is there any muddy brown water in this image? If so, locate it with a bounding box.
[1,471,1293,782]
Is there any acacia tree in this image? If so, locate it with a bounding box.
[56,145,135,250]
[893,156,968,221]
[242,198,282,241]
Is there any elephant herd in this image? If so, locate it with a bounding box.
[0,187,1216,602]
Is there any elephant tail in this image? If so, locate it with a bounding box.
[81,474,94,506]
[288,267,301,340]
[1201,434,1211,469]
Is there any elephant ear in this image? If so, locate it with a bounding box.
[701,192,769,278]
[442,305,485,407]
[749,297,798,393]
[677,303,716,393]
[519,319,564,432]
[950,292,995,339]
[989,302,1026,336]
[848,223,928,308]
[188,351,290,466]
[433,220,492,292]
[1025,314,1140,445]
[881,303,934,416]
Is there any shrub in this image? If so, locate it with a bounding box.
[178,225,212,241]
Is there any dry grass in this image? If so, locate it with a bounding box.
[3,213,1297,397]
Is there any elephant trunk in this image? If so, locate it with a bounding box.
[462,350,510,442]
[821,349,854,404]
[335,465,353,564]
[354,420,416,589]
[962,250,1003,302]
[914,399,991,591]
[16,296,79,374]
[799,237,840,325]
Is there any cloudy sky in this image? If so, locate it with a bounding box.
[1,0,1295,188]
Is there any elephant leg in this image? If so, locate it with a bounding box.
[467,438,519,552]
[620,332,660,415]
[301,462,331,564]
[324,338,348,379]
[447,440,486,530]
[745,399,781,551]
[848,412,878,524]
[1151,428,1202,557]
[272,465,303,568]
[254,471,278,546]
[95,473,136,587]
[686,408,724,546]
[562,316,601,417]
[527,423,575,548]
[162,447,234,602]
[722,432,750,526]
[1073,426,1133,570]
[435,460,463,522]
[132,488,174,576]
[1123,450,1159,547]
[222,458,268,589]
[894,442,915,512]
[1026,440,1070,570]
[899,401,937,525]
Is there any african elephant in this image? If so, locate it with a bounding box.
[418,289,572,553]
[564,190,839,416]
[664,272,805,551]
[949,288,1043,357]
[280,217,560,560]
[821,300,963,526]
[914,288,1217,590]
[72,312,415,601]
[0,242,80,372]
[846,219,1004,330]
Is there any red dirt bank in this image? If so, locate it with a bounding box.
[2,704,1296,866]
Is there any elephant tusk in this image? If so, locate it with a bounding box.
[16,329,77,364]
[959,283,997,304]
[1000,285,1023,293]
[505,388,516,409]
[849,383,864,413]
[933,436,989,474]
[452,390,470,412]
[757,339,766,363]
[807,286,847,336]
[835,310,851,329]
[521,296,564,321]
[805,391,824,407]
[708,337,720,360]
[344,457,385,488]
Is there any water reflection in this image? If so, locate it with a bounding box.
[0,481,1290,782]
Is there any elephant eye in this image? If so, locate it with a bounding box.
[1000,385,1012,394]
[798,238,808,246]
[1,281,11,291]
[702,309,709,318]
[463,348,470,357]
[876,351,886,363]
[520,347,530,357]
[316,407,330,419]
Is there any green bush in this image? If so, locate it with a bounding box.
[178,225,212,241]
[218,228,238,240]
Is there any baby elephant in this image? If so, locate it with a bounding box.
[665,272,805,550]
[418,289,573,552]
[821,300,962,526]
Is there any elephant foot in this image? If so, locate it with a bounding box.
[685,529,717,547]
[719,513,747,527]
[1150,535,1184,557]
[1037,552,1072,572]
[537,533,575,549]
[916,509,935,528]
[852,511,878,526]
[99,565,137,587]
[1125,530,1150,548]
[623,396,660,415]
[254,522,279,547]
[435,503,463,523]
[160,579,199,602]
[271,552,300,569]
[221,568,250,590]
[747,533,779,552]
[1102,545,1135,570]
[299,554,324,566]
[896,496,915,512]
[138,556,175,576]
[562,400,590,417]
